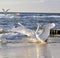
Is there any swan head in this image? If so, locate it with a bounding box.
[43,23,55,29]
[50,23,55,29]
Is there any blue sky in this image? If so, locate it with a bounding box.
[0,0,60,13]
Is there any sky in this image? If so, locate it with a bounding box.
[0,0,60,13]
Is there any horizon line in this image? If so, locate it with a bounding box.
[0,12,60,14]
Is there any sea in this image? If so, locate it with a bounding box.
[0,12,60,58]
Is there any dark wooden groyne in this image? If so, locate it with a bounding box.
[50,30,60,36]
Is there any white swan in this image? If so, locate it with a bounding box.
[36,23,55,43]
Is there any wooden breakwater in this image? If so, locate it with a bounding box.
[50,30,60,36]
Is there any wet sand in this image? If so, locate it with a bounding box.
[0,40,59,58]
[0,37,59,58]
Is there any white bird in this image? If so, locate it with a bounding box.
[0,9,15,18]
[36,23,55,43]
[2,9,10,15]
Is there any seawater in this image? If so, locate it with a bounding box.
[0,13,60,30]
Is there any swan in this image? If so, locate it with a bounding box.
[35,23,55,43]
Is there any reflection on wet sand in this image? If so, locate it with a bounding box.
[40,44,52,58]
[35,44,52,58]
[0,43,52,58]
